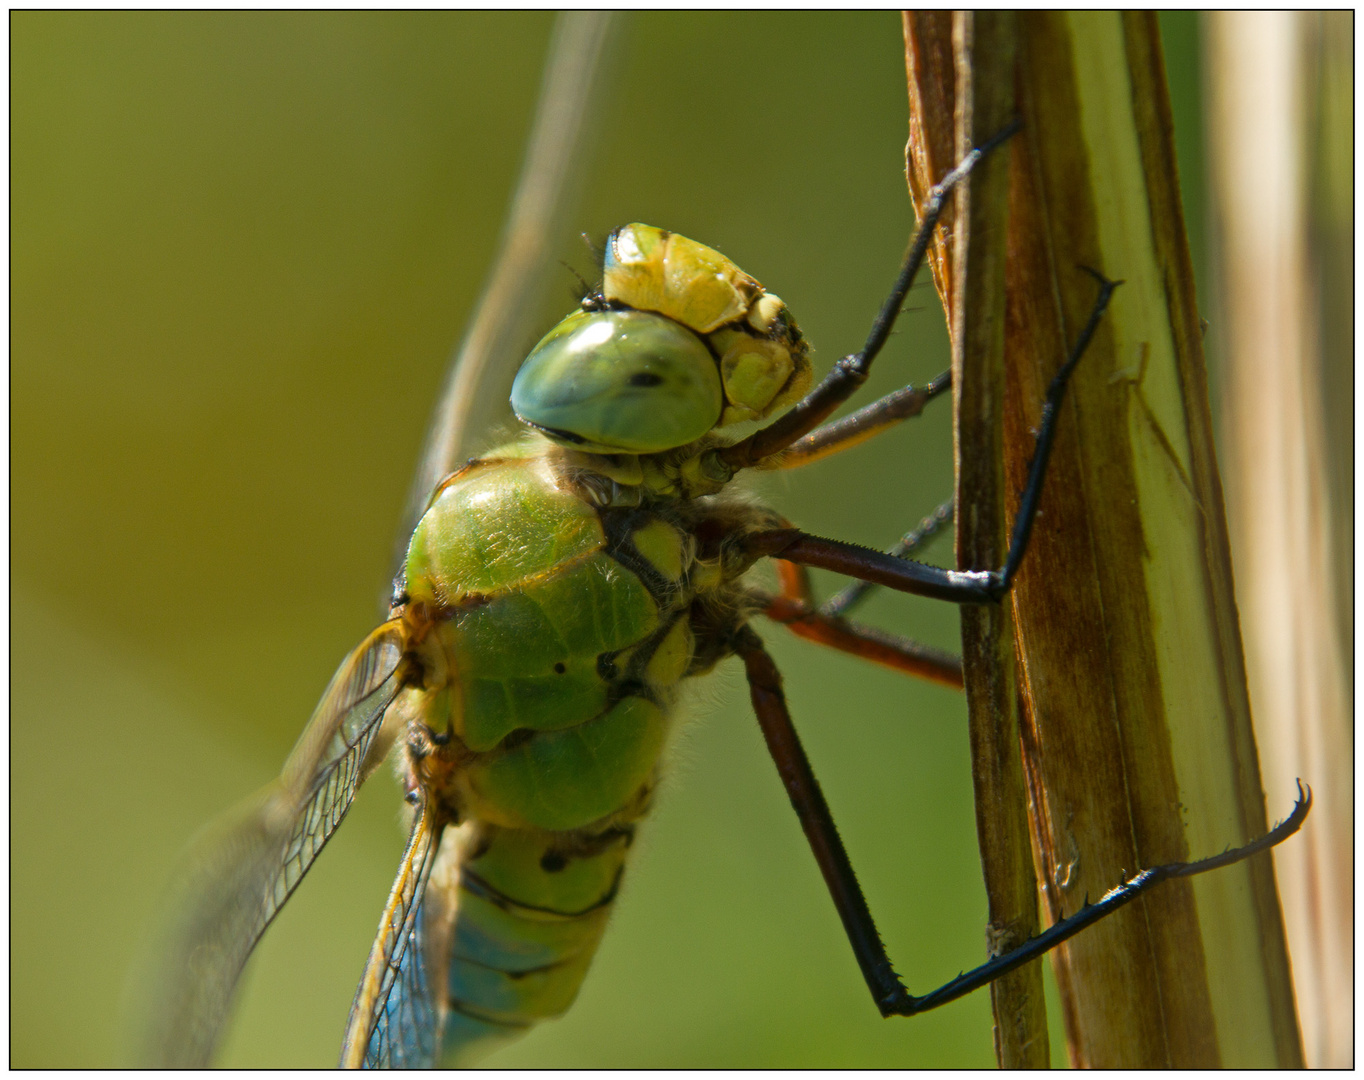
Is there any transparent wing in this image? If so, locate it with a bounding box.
[392,12,620,575]
[136,621,407,1067]
[363,898,441,1068]
[340,797,444,1068]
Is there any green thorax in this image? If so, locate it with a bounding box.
[403,452,702,833]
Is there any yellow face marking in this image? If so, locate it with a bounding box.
[603,224,761,335]
[720,338,795,414]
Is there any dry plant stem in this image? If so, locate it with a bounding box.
[949,13,1050,1070]
[1206,11,1352,1066]
[903,10,957,305]
[1005,19,1212,1060]
[908,10,1303,1069]
[1002,12,1298,1066]
[1120,16,1298,1063]
[905,11,1051,1069]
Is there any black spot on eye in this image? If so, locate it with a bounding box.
[627,372,664,387]
[553,662,567,674]
[540,850,569,873]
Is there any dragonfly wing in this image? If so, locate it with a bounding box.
[392,12,619,575]
[137,621,407,1067]
[271,621,408,911]
[363,898,442,1068]
[340,797,445,1068]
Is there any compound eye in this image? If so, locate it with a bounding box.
[511,309,723,454]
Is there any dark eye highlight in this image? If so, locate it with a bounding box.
[627,372,665,387]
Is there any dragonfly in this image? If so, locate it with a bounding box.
[136,115,1310,1067]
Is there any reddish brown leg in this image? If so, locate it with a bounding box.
[759,560,963,689]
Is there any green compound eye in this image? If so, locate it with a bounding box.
[511,309,723,453]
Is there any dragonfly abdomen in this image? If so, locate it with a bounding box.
[433,823,631,1065]
[398,450,702,1063]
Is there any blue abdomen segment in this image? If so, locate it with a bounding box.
[439,828,629,1067]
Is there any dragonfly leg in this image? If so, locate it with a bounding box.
[746,527,996,603]
[770,371,951,470]
[820,498,953,619]
[888,783,1311,1016]
[717,121,1020,473]
[732,623,915,1016]
[744,270,1120,605]
[734,624,1313,1020]
[753,559,962,689]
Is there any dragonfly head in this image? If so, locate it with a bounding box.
[510,224,811,457]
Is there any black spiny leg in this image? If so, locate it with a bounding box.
[744,270,1120,606]
[772,371,952,470]
[717,121,1021,473]
[734,616,1314,1019]
[820,498,954,619]
[895,785,1312,1015]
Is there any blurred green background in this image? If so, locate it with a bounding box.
[12,12,1202,1067]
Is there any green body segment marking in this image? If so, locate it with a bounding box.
[443,552,661,752]
[437,826,630,1066]
[468,827,629,916]
[405,456,605,604]
[466,694,668,831]
[401,452,695,1059]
